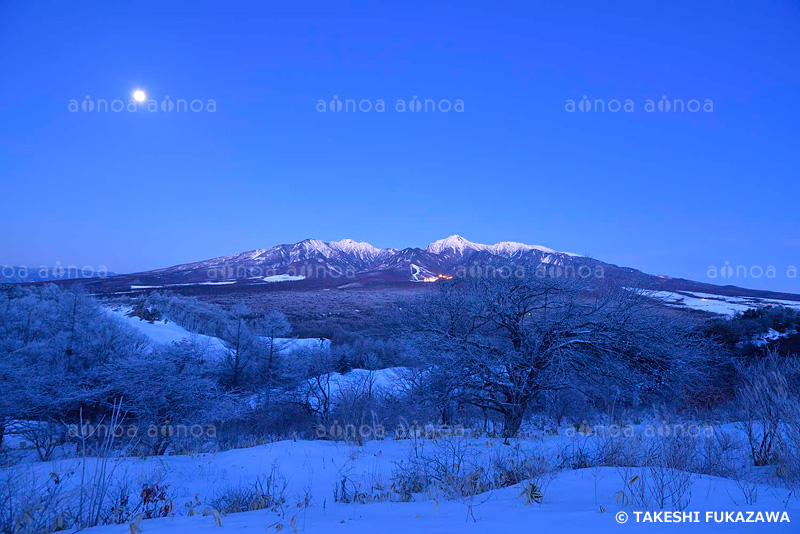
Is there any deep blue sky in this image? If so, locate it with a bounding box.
[1,0,799,291]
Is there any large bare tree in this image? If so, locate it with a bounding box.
[411,268,706,438]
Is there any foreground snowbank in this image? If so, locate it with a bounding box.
[5,426,796,534]
[82,464,796,533]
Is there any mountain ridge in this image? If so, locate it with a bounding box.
[12,236,800,303]
[138,235,581,283]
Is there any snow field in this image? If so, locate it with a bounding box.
[4,424,796,534]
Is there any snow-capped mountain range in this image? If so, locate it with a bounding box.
[54,235,598,291]
[22,235,800,303]
[140,235,585,285]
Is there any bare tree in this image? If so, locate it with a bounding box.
[221,304,259,390]
[258,311,293,405]
[410,269,706,439]
[292,348,338,426]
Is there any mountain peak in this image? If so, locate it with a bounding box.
[328,239,391,260]
[425,235,579,258]
[425,235,486,255]
[292,239,335,258]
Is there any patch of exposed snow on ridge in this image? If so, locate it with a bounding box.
[243,248,269,259]
[129,280,235,290]
[489,241,541,254]
[262,274,306,283]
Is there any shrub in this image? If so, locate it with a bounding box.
[736,355,797,466]
[209,464,287,515]
[0,469,71,534]
[616,435,697,510]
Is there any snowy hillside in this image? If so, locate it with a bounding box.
[104,306,230,353]
[105,306,329,356]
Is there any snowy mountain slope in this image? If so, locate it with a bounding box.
[425,235,578,258]
[425,234,490,255]
[328,239,397,262]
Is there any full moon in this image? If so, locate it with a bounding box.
[133,89,146,102]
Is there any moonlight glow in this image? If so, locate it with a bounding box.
[132,89,146,102]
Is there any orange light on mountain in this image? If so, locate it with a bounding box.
[422,274,453,282]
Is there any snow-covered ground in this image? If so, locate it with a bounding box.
[104,307,329,357]
[127,275,308,289]
[83,470,795,533]
[323,367,406,396]
[8,427,794,534]
[753,328,796,346]
[104,307,230,355]
[294,367,407,410]
[646,290,800,316]
[278,337,331,353]
[130,281,237,290]
[262,274,306,283]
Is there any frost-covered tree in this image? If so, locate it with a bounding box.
[255,311,292,405]
[220,304,260,390]
[111,339,238,454]
[137,291,231,337]
[217,305,296,393]
[290,348,338,425]
[410,271,708,438]
[0,284,148,452]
